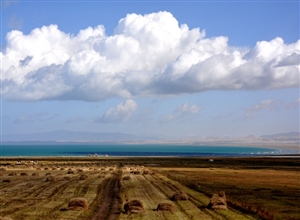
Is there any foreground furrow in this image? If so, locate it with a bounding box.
[91,173,121,220]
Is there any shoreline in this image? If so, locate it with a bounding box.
[1,154,300,160]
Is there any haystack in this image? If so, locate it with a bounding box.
[124,199,144,214]
[123,176,131,181]
[171,190,188,201]
[20,172,28,176]
[208,191,227,210]
[68,198,88,211]
[46,176,55,182]
[157,202,176,213]
[79,175,88,180]
[32,172,39,177]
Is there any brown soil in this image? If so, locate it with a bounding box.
[91,174,121,220]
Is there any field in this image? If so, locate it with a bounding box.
[0,156,299,220]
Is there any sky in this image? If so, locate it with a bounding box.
[1,0,299,139]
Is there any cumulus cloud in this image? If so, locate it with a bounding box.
[93,99,137,123]
[162,102,200,122]
[176,102,200,114]
[245,99,275,119]
[1,11,299,101]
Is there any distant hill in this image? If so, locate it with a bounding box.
[0,130,154,142]
[259,132,300,144]
[261,132,300,139]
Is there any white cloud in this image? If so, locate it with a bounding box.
[1,11,299,101]
[245,99,275,119]
[93,99,137,123]
[284,97,300,109]
[176,102,200,114]
[162,102,200,122]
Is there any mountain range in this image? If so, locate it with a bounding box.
[1,131,299,147]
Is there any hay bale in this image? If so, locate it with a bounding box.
[157,202,176,213]
[68,198,88,211]
[171,190,188,201]
[45,173,51,176]
[8,172,17,176]
[133,171,140,174]
[31,172,39,177]
[2,179,11,183]
[143,171,149,175]
[208,191,227,210]
[79,175,88,180]
[123,176,131,181]
[60,168,65,170]
[46,176,55,182]
[64,176,71,180]
[20,172,28,176]
[67,170,74,174]
[0,168,6,172]
[44,167,49,170]
[124,199,144,214]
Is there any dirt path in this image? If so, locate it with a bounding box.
[92,174,121,220]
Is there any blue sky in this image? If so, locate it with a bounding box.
[1,0,299,139]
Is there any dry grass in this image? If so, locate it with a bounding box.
[158,166,300,220]
[0,157,298,220]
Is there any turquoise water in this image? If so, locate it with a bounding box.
[0,143,296,157]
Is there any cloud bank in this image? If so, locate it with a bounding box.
[1,11,299,101]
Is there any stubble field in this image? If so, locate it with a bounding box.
[0,156,299,220]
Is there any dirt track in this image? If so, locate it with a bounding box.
[92,174,121,220]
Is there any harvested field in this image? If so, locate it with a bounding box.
[0,156,299,220]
